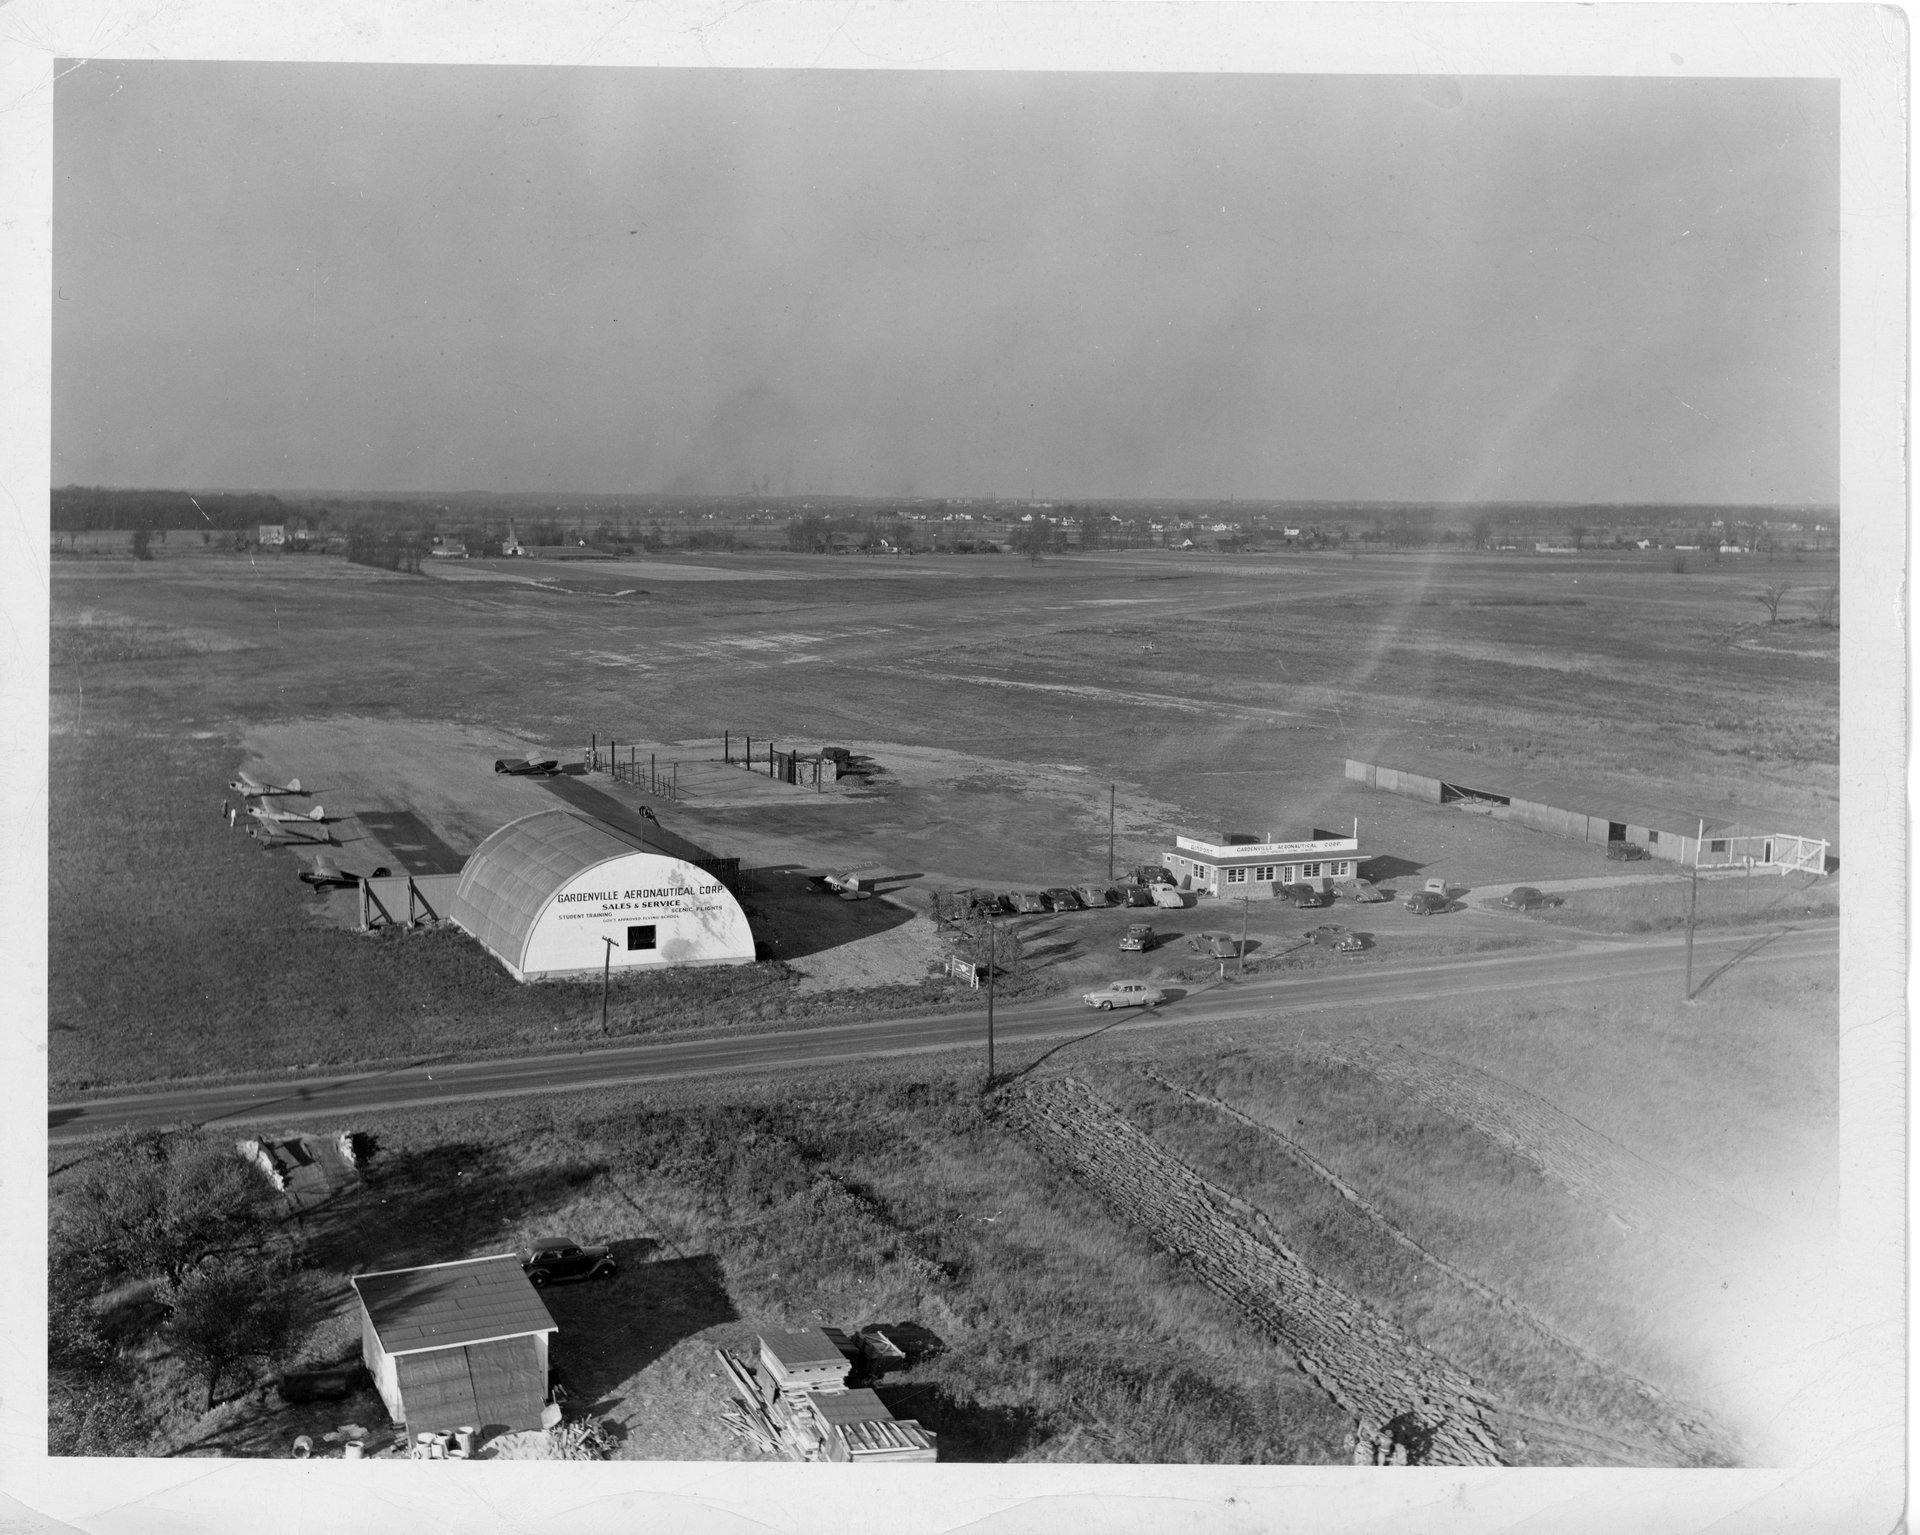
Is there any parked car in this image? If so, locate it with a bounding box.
[1423,877,1450,896]
[1076,885,1114,908]
[1122,885,1157,908]
[1185,931,1237,959]
[521,1237,617,1287]
[1132,864,1175,886]
[276,1363,369,1404]
[1044,887,1082,911]
[1502,886,1562,910]
[1606,842,1653,862]
[1119,923,1156,952]
[1337,877,1389,903]
[1310,924,1364,952]
[1150,885,1187,909]
[1287,884,1330,909]
[1006,891,1048,914]
[970,890,1008,916]
[1081,980,1165,1011]
[1404,891,1453,915]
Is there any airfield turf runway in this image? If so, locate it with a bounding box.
[48,923,1836,1143]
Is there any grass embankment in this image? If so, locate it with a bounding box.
[51,1063,1352,1463]
[48,729,985,1093]
[1523,875,1836,935]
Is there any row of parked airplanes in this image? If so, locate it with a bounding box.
[226,770,388,889]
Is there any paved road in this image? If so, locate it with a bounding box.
[48,924,1835,1144]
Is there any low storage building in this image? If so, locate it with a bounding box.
[451,808,756,980]
[1163,829,1364,897]
[1344,754,1830,873]
[349,1255,557,1440]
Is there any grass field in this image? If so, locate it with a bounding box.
[50,545,1837,1089]
[47,540,1838,1466]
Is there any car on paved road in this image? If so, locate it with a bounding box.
[1501,886,1562,910]
[1119,923,1156,952]
[1081,980,1165,1011]
[1404,891,1453,915]
[521,1237,617,1288]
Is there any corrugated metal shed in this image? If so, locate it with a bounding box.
[352,1254,556,1355]
[394,1336,547,1434]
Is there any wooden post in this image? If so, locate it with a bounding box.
[1239,894,1248,976]
[359,878,368,932]
[601,938,616,1034]
[651,753,656,793]
[673,761,678,797]
[724,730,729,764]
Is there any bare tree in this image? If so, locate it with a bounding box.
[1811,585,1839,629]
[1754,583,1791,624]
[1568,524,1587,551]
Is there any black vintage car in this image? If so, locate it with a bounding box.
[1287,884,1331,909]
[521,1237,618,1287]
[1605,842,1653,862]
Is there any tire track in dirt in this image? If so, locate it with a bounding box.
[1306,1039,1753,1239]
[1009,1076,1507,1466]
[1141,1070,1730,1463]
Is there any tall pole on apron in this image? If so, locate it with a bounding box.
[1108,783,1116,881]
[601,938,616,1034]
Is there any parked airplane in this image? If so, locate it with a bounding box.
[250,803,331,825]
[299,856,390,888]
[494,757,560,776]
[229,771,304,797]
[248,811,332,846]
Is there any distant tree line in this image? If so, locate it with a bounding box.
[52,487,306,533]
[346,527,428,573]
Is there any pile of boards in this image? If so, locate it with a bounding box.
[716,1326,936,1463]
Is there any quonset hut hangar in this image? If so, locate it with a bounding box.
[450,808,755,980]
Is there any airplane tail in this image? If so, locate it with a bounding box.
[287,778,303,794]
[309,806,326,820]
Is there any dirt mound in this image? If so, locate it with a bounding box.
[1009,1076,1506,1467]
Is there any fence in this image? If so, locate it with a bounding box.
[721,731,839,790]
[585,737,682,800]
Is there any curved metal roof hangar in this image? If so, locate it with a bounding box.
[452,808,753,981]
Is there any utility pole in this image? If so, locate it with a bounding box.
[1683,817,1703,1002]
[985,917,997,1084]
[1239,894,1248,977]
[600,937,617,1034]
[1108,784,1116,882]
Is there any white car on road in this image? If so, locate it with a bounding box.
[1081,980,1165,1011]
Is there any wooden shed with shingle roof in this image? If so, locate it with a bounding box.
[350,1254,557,1438]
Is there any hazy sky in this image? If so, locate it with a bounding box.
[54,65,1836,503]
